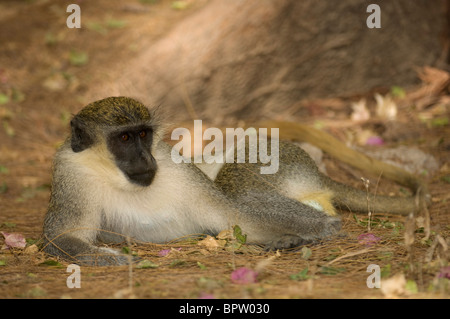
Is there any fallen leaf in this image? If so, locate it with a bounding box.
[232,225,247,244]
[136,259,159,269]
[217,229,233,240]
[405,279,418,294]
[39,259,63,267]
[24,244,39,254]
[300,246,312,260]
[381,273,406,298]
[69,50,89,66]
[197,235,224,249]
[375,93,397,120]
[290,268,310,281]
[42,73,68,92]
[171,1,190,10]
[351,99,370,122]
[390,86,406,99]
[319,266,346,275]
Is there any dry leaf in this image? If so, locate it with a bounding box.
[24,244,39,254]
[197,235,225,249]
[255,255,277,273]
[350,99,370,122]
[381,273,406,298]
[217,229,233,240]
[375,93,397,120]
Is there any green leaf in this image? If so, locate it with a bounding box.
[405,279,418,294]
[106,19,127,29]
[171,1,189,10]
[169,259,186,267]
[300,246,312,260]
[39,260,63,267]
[430,117,448,127]
[86,22,108,34]
[441,175,450,184]
[0,93,9,105]
[3,121,15,137]
[136,259,159,269]
[197,261,207,270]
[27,287,47,297]
[319,266,346,275]
[289,268,310,281]
[11,88,25,103]
[0,182,8,194]
[69,50,89,66]
[391,86,406,99]
[381,264,391,278]
[1,222,15,228]
[233,225,247,244]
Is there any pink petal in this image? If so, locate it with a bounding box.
[1,232,26,249]
[357,233,381,246]
[158,249,171,257]
[231,267,258,284]
[438,266,450,279]
[198,292,215,299]
[366,136,384,146]
[158,247,182,256]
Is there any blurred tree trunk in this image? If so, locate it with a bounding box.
[96,0,448,123]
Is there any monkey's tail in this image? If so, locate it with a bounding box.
[321,176,419,216]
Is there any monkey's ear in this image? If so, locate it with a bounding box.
[70,117,94,153]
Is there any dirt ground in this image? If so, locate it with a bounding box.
[0,0,449,299]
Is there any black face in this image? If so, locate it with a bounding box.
[107,125,157,187]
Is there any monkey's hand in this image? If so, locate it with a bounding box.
[71,247,136,266]
[42,234,136,266]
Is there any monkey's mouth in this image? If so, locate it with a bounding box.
[127,170,155,187]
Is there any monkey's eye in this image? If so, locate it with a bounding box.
[139,130,146,138]
[121,133,130,142]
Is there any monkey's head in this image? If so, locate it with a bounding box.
[70,96,158,187]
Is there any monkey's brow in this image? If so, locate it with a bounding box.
[104,123,153,133]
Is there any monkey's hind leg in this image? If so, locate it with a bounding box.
[234,191,341,251]
[295,190,338,217]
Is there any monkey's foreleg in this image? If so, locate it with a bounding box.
[42,234,130,266]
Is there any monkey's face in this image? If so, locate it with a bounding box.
[107,125,157,187]
[70,97,160,188]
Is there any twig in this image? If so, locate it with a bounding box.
[361,177,372,232]
[326,248,373,265]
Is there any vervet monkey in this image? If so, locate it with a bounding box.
[42,97,341,266]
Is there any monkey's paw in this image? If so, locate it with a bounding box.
[264,235,312,251]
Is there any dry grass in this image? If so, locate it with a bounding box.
[0,0,449,300]
[1,200,448,299]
